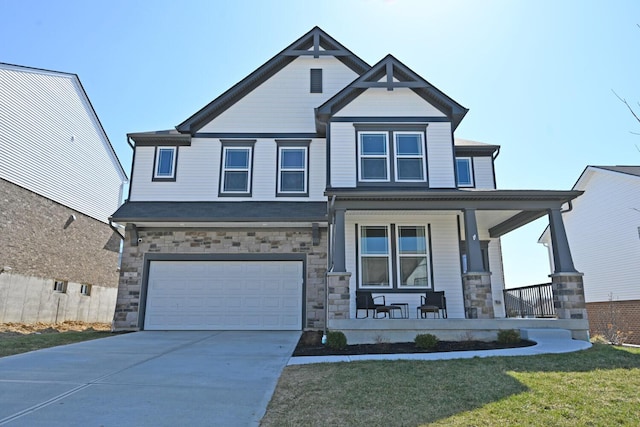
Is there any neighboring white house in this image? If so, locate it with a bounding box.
[111,27,588,341]
[0,63,128,323]
[539,165,640,344]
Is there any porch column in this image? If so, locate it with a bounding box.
[462,209,494,318]
[547,208,587,321]
[547,208,577,273]
[332,208,346,272]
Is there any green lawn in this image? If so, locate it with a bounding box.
[261,344,640,426]
[0,331,112,358]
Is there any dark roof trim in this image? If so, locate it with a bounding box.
[454,145,500,156]
[194,132,320,139]
[591,165,640,178]
[128,131,191,146]
[176,27,370,134]
[111,201,328,223]
[316,55,468,134]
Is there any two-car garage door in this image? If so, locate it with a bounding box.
[143,260,303,330]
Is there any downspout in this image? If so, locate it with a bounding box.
[323,195,337,345]
[108,217,124,240]
[492,146,501,161]
[561,200,573,213]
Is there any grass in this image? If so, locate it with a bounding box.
[261,344,640,426]
[0,331,112,358]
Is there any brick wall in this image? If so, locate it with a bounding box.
[0,178,120,322]
[587,300,640,345]
[114,227,327,331]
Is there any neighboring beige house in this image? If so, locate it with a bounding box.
[540,166,640,344]
[0,63,128,323]
[111,27,588,342]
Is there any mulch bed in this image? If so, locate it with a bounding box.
[293,331,535,357]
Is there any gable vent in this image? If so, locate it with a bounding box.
[310,69,323,93]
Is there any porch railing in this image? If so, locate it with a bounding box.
[503,282,556,318]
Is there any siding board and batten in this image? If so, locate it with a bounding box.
[199,56,358,133]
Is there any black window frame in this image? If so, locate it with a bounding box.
[152,146,178,182]
[218,140,256,197]
[275,139,310,197]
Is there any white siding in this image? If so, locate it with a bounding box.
[199,56,358,133]
[345,212,465,318]
[334,88,446,117]
[562,170,640,302]
[472,157,495,189]
[488,238,506,317]
[427,122,456,188]
[130,138,326,201]
[0,65,126,223]
[329,122,357,188]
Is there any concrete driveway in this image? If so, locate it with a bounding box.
[0,331,300,426]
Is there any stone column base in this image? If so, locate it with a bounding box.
[327,272,352,320]
[462,272,494,319]
[551,273,587,320]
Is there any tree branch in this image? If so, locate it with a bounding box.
[612,89,640,124]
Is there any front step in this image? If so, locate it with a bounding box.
[521,328,573,341]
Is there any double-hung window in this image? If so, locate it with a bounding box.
[277,145,308,195]
[456,157,474,187]
[394,133,426,182]
[220,144,253,195]
[397,226,429,287]
[357,128,427,184]
[153,147,177,181]
[358,133,389,181]
[359,224,430,289]
[359,226,391,288]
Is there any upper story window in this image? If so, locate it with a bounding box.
[456,157,474,187]
[219,141,254,196]
[356,125,427,185]
[394,133,425,182]
[153,147,177,181]
[277,143,309,196]
[359,133,389,181]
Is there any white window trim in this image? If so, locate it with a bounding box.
[396,225,430,289]
[357,132,390,182]
[358,225,393,289]
[154,147,177,179]
[456,157,474,187]
[277,146,308,194]
[80,284,92,296]
[220,146,253,194]
[393,132,427,182]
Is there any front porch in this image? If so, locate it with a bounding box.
[328,317,590,344]
[324,189,590,344]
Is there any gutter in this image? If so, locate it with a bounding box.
[108,217,125,240]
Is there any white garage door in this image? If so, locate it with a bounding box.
[144,260,303,330]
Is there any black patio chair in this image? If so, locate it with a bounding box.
[417,290,447,319]
[356,291,402,319]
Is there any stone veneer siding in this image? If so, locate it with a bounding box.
[586,299,640,345]
[327,272,351,320]
[462,272,494,318]
[114,227,327,330]
[551,273,587,320]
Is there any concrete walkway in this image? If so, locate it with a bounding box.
[288,328,592,365]
[0,331,300,427]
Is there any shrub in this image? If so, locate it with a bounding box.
[325,331,347,349]
[415,333,439,349]
[497,329,520,344]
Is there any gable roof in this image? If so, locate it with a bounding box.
[591,165,640,178]
[315,54,468,133]
[176,27,370,134]
[0,62,127,181]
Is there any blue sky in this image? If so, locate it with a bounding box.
[2,0,639,286]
